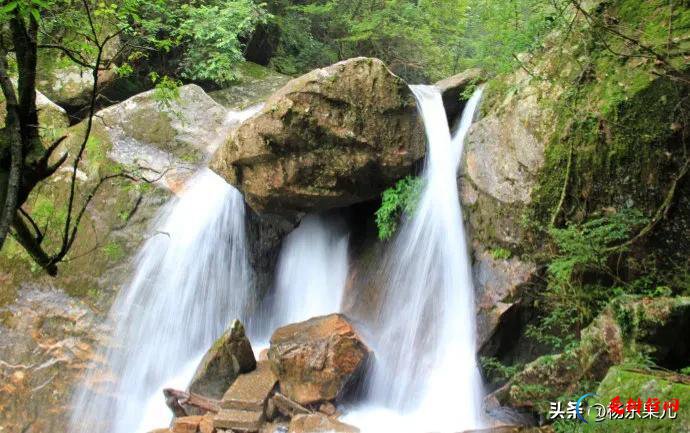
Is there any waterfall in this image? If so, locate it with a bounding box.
[268,214,350,331]
[69,168,252,433]
[345,86,485,432]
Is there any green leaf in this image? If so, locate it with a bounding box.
[0,2,18,14]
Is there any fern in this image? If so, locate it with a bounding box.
[375,176,423,240]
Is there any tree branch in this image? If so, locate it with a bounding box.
[0,42,23,249]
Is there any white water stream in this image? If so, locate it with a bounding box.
[345,85,485,432]
[269,214,350,330]
[69,85,484,433]
[69,168,252,433]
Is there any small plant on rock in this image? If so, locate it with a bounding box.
[375,176,423,240]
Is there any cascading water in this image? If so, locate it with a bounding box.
[345,85,485,432]
[268,214,350,330]
[69,168,252,433]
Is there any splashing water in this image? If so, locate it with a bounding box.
[345,86,485,432]
[69,169,252,433]
[269,214,349,330]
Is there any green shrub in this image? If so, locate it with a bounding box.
[480,356,522,384]
[375,176,423,240]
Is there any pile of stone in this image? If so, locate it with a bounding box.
[149,314,370,433]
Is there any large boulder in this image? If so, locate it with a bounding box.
[96,84,228,164]
[36,65,117,109]
[268,314,370,405]
[587,367,690,433]
[189,320,257,399]
[435,67,482,124]
[494,306,624,414]
[211,57,425,217]
[494,296,690,415]
[0,90,69,135]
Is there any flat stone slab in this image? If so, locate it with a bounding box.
[221,360,277,411]
[213,408,264,432]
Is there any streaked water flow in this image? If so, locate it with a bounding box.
[345,85,485,432]
[269,214,350,330]
[69,168,252,433]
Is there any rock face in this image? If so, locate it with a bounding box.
[592,367,690,433]
[0,90,69,134]
[435,68,482,124]
[473,245,538,356]
[268,314,370,405]
[495,307,624,414]
[288,413,360,433]
[97,84,228,163]
[189,320,257,399]
[494,296,690,415]
[0,288,107,433]
[211,57,425,217]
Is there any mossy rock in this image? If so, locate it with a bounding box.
[496,309,624,414]
[211,57,425,217]
[582,367,690,432]
[209,62,292,109]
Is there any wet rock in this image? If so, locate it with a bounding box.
[609,296,690,370]
[220,360,277,411]
[96,84,228,163]
[271,392,312,418]
[494,303,625,413]
[189,320,257,399]
[318,402,337,416]
[172,415,205,433]
[493,296,690,415]
[214,407,264,432]
[288,413,359,433]
[214,361,277,432]
[473,245,538,356]
[591,366,690,433]
[459,71,552,249]
[211,57,425,217]
[0,288,107,433]
[268,314,370,405]
[435,68,483,124]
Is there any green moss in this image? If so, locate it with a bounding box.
[101,241,125,261]
[490,247,513,260]
[581,367,690,433]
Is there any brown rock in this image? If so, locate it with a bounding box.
[318,402,337,416]
[472,245,537,355]
[214,408,264,432]
[272,392,312,417]
[211,57,425,217]
[435,68,483,124]
[172,416,204,433]
[268,314,370,405]
[220,361,277,411]
[288,413,359,433]
[189,320,257,399]
[147,429,172,433]
[199,413,215,433]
